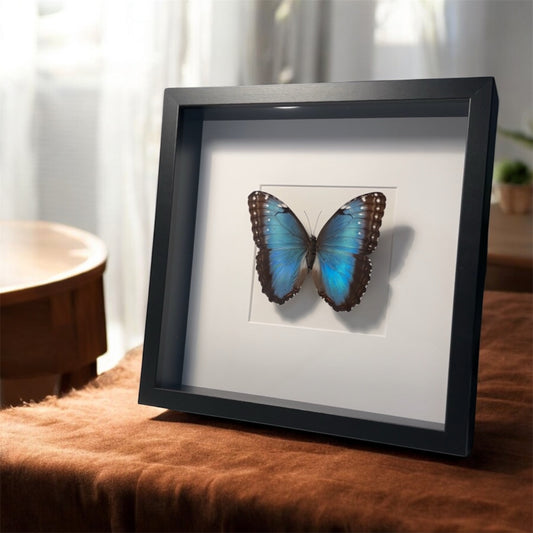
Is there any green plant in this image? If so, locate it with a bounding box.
[495,121,532,185]
[493,159,532,185]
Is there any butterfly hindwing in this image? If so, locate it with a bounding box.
[314,192,386,311]
[248,191,310,304]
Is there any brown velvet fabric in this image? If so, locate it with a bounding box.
[1,291,531,532]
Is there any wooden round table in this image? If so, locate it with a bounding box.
[1,221,107,406]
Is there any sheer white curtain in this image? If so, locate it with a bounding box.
[0,0,38,220]
[97,0,189,361]
[240,0,327,84]
[1,0,530,370]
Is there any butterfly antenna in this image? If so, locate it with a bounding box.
[313,211,322,237]
[303,210,313,236]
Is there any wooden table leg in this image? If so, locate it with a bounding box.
[59,362,98,395]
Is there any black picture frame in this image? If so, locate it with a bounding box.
[139,78,498,457]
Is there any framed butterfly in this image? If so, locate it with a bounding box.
[248,190,386,312]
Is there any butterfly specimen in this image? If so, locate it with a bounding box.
[248,190,386,312]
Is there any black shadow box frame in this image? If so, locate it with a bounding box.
[139,78,498,457]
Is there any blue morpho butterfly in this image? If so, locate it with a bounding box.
[248,190,386,312]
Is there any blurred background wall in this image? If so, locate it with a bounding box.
[1,0,531,370]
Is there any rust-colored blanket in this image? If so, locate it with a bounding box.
[1,291,532,532]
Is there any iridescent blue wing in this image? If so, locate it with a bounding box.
[313,192,386,311]
[248,191,310,304]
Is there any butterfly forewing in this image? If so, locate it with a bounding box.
[314,192,386,311]
[248,191,310,304]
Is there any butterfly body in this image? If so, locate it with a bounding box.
[305,235,317,270]
[248,190,386,312]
